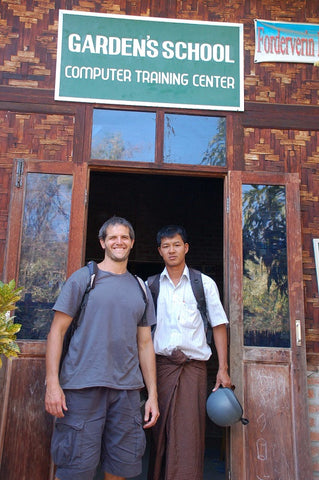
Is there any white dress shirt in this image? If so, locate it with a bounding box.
[153,265,229,361]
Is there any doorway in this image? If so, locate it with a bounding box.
[87,171,226,480]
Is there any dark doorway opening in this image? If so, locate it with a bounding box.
[87,171,226,480]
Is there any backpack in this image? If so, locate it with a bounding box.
[147,268,212,342]
[59,261,148,374]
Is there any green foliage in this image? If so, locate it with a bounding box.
[91,132,140,160]
[243,185,288,295]
[201,117,226,166]
[0,280,22,367]
[242,185,289,343]
[243,259,289,334]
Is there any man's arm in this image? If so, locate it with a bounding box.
[137,326,159,429]
[212,323,232,391]
[45,311,72,418]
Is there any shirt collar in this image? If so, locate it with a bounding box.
[160,265,190,282]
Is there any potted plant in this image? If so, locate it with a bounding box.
[0,280,22,368]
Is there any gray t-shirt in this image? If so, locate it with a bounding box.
[54,266,156,390]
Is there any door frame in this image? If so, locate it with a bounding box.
[226,170,312,479]
[2,159,312,479]
[1,159,90,479]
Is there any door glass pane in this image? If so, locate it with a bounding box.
[16,173,73,339]
[242,185,290,347]
[91,109,156,162]
[164,114,226,166]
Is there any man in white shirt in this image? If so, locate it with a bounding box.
[147,225,231,480]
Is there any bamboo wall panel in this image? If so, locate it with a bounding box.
[244,127,319,363]
[0,0,318,103]
[301,135,319,361]
[240,1,319,106]
[0,110,74,276]
[0,112,74,162]
[0,0,128,90]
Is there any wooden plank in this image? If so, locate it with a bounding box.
[0,357,53,480]
[67,162,89,274]
[242,103,319,130]
[245,363,294,480]
[286,175,313,478]
[226,170,246,480]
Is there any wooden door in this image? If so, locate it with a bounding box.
[226,171,312,480]
[0,159,88,480]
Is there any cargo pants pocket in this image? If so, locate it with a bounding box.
[51,417,84,468]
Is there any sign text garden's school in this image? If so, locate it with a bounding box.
[55,11,244,111]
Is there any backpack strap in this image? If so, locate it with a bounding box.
[147,274,160,313]
[133,275,148,318]
[134,275,147,303]
[74,261,98,324]
[87,260,98,289]
[188,268,209,331]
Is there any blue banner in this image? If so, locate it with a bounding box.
[255,19,319,64]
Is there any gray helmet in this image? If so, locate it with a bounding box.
[206,387,249,427]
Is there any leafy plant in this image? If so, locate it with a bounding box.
[0,280,22,367]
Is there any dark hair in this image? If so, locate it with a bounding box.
[156,225,188,247]
[98,216,135,241]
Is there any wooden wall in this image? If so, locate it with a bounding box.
[1,0,319,99]
[0,1,318,478]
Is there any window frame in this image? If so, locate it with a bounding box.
[89,106,231,173]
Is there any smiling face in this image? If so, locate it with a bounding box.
[99,224,134,263]
[158,234,189,269]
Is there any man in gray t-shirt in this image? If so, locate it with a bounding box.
[45,216,159,480]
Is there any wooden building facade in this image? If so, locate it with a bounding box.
[0,1,319,479]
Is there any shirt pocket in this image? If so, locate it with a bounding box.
[179,301,198,329]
